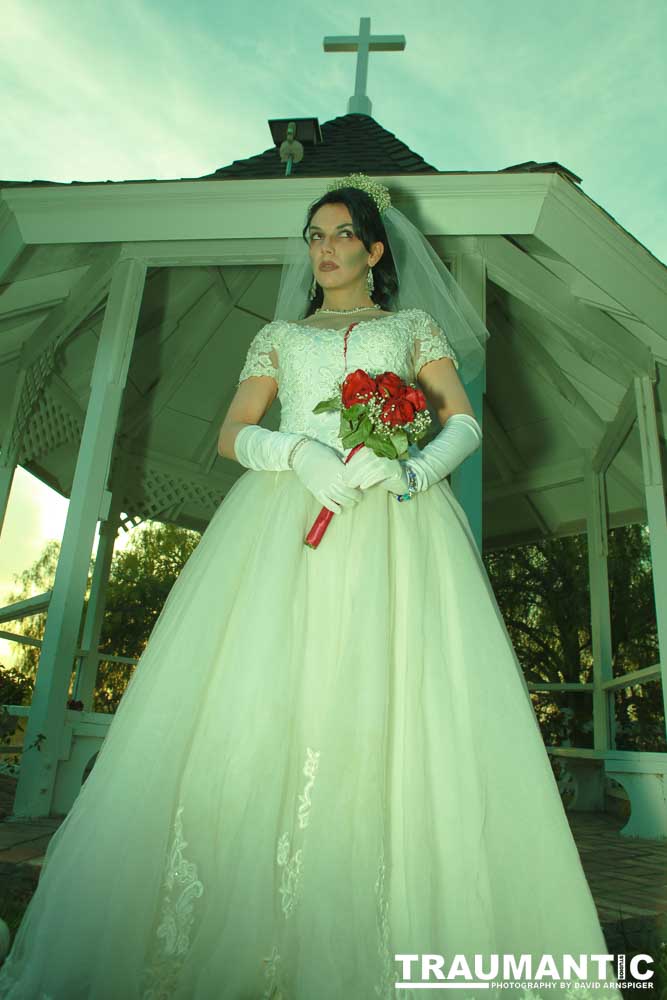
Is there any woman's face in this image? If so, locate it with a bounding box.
[306,202,384,296]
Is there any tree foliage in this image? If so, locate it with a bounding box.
[483,524,663,751]
[1,522,200,713]
[1,520,662,750]
[95,522,200,711]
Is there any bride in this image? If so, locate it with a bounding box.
[0,175,622,999]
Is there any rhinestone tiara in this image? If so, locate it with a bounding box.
[324,172,392,216]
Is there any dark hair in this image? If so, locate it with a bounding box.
[300,187,399,317]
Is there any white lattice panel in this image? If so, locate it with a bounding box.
[19,387,83,464]
[10,341,58,458]
[122,462,224,521]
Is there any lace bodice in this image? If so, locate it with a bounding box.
[236,308,459,457]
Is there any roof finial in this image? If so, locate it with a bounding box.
[323,17,406,116]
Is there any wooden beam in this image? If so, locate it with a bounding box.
[13,258,146,818]
[21,245,121,367]
[486,457,584,501]
[521,334,644,506]
[0,590,52,625]
[132,267,257,439]
[0,267,89,322]
[634,374,667,738]
[592,378,639,474]
[118,238,288,267]
[1,174,551,246]
[538,174,667,339]
[482,400,522,481]
[584,455,615,751]
[74,482,124,711]
[546,321,632,391]
[0,248,123,506]
[449,247,485,551]
[123,293,227,437]
[0,312,50,351]
[484,505,648,552]
[48,372,87,424]
[481,235,651,374]
[0,202,24,282]
[483,399,552,536]
[186,269,269,469]
[120,269,223,435]
[490,302,645,506]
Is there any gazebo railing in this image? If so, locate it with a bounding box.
[0,589,139,666]
[0,595,664,835]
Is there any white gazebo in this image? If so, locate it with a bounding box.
[0,86,666,831]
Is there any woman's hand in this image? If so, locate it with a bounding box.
[292,439,364,514]
[341,446,409,495]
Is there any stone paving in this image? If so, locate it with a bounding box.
[568,810,667,924]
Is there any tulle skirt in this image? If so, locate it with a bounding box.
[0,467,622,999]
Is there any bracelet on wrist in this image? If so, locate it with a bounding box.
[287,436,310,469]
[395,463,418,502]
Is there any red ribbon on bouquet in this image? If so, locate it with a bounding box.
[304,321,431,550]
[304,441,365,549]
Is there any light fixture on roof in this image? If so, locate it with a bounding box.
[268,118,323,176]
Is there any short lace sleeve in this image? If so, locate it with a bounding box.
[411,309,459,377]
[237,321,281,388]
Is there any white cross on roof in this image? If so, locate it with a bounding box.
[323,17,406,116]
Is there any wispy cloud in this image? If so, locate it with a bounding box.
[2,0,362,181]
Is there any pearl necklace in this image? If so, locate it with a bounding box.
[315,303,382,315]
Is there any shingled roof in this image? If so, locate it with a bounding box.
[202,112,438,179]
[0,113,582,189]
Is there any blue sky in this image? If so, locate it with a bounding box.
[1,0,666,659]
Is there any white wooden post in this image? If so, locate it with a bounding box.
[584,454,615,752]
[0,370,27,536]
[0,461,16,538]
[72,484,124,712]
[0,205,24,283]
[12,259,146,819]
[634,375,667,738]
[450,247,487,553]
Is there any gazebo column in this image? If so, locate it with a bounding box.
[0,453,17,538]
[0,368,29,536]
[0,361,56,538]
[72,482,124,712]
[584,455,615,751]
[450,246,487,553]
[634,374,667,739]
[12,258,146,819]
[1,248,121,541]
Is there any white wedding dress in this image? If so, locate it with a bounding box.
[0,309,622,999]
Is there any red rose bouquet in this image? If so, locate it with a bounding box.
[305,368,432,548]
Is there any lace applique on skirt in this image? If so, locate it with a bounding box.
[141,804,204,999]
[260,746,321,997]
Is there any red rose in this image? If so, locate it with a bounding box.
[404,385,427,411]
[380,397,415,427]
[342,369,377,407]
[375,372,404,399]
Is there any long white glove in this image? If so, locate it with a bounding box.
[342,413,482,495]
[234,423,306,471]
[234,424,363,515]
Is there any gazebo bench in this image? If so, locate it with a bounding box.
[546,746,667,840]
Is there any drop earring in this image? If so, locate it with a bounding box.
[367,267,375,294]
[309,276,317,300]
